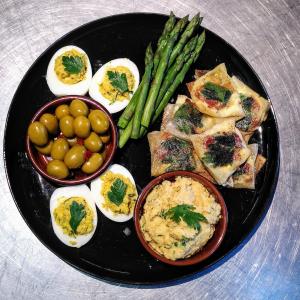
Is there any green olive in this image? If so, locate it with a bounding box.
[39,113,58,135]
[84,132,103,152]
[67,137,78,147]
[59,115,74,138]
[88,110,109,134]
[55,104,70,120]
[64,145,86,169]
[99,133,110,144]
[69,99,89,117]
[51,138,69,160]
[81,153,103,174]
[47,160,69,179]
[35,140,53,155]
[73,116,91,138]
[28,121,48,146]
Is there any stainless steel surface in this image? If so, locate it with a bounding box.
[0,0,299,298]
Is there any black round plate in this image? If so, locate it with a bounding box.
[4,13,279,285]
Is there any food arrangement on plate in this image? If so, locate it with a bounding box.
[18,11,275,274]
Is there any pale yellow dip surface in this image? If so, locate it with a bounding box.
[140,176,221,260]
[54,49,87,84]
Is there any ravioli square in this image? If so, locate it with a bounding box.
[232,144,258,189]
[147,131,215,182]
[190,63,245,118]
[231,76,270,134]
[161,95,226,141]
[190,119,251,185]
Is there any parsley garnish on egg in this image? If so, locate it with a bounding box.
[62,55,84,74]
[69,201,86,234]
[107,71,132,95]
[107,178,128,206]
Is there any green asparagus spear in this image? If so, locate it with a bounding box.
[139,125,147,137]
[118,118,133,148]
[157,12,176,49]
[152,31,206,124]
[141,15,189,128]
[131,44,154,139]
[152,14,188,77]
[155,35,198,108]
[117,84,142,128]
[168,14,202,67]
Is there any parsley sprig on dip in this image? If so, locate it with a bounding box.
[161,204,207,231]
[140,176,221,261]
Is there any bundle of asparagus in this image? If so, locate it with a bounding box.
[117,12,206,148]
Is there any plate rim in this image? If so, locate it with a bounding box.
[3,12,280,286]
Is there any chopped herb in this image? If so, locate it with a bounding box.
[233,167,245,178]
[174,101,202,134]
[62,55,84,74]
[175,119,193,134]
[69,201,86,234]
[201,82,232,103]
[236,115,252,131]
[107,71,131,94]
[174,242,178,247]
[240,94,254,113]
[202,134,236,167]
[107,178,128,206]
[233,162,250,178]
[161,137,195,172]
[180,236,192,246]
[161,204,207,231]
[236,94,254,131]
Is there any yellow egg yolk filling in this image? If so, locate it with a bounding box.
[101,171,137,215]
[99,66,135,102]
[53,196,94,237]
[54,49,87,84]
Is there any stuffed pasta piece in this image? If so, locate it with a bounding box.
[147,131,214,182]
[231,76,270,142]
[190,119,251,186]
[231,144,258,189]
[161,95,224,140]
[189,63,245,118]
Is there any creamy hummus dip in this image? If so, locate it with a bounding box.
[140,176,221,260]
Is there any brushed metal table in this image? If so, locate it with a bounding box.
[0,0,299,299]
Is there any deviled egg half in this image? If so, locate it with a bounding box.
[91,164,138,222]
[89,58,140,113]
[50,185,97,248]
[46,45,92,96]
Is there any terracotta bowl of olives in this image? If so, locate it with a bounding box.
[26,95,117,185]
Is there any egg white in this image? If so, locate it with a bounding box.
[88,58,140,114]
[50,185,98,248]
[90,164,137,222]
[46,45,92,96]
